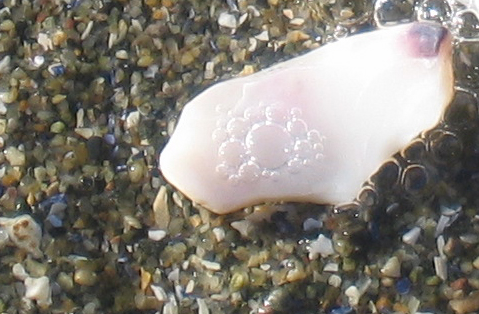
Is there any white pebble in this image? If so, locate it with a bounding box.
[402,226,421,245]
[148,229,167,241]
[255,30,269,42]
[24,276,52,307]
[12,263,28,281]
[163,294,179,314]
[328,274,342,287]
[0,214,42,258]
[125,111,140,130]
[197,298,210,314]
[434,256,447,281]
[323,262,339,272]
[380,256,401,278]
[345,285,360,307]
[218,12,237,29]
[201,259,221,271]
[151,284,168,302]
[212,227,225,242]
[308,234,335,259]
[230,220,252,238]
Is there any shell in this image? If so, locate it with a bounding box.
[159,22,454,214]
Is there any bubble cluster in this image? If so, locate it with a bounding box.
[212,104,325,184]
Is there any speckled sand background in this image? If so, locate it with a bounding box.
[0,0,479,313]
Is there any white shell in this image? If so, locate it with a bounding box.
[160,22,454,214]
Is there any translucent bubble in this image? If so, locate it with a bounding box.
[218,140,246,167]
[246,123,293,169]
[308,130,323,144]
[370,159,401,191]
[294,140,312,158]
[215,163,231,179]
[215,103,229,114]
[317,0,373,26]
[226,117,248,138]
[244,105,265,122]
[287,158,303,174]
[415,0,451,23]
[290,107,302,118]
[238,161,260,182]
[287,119,307,136]
[374,0,414,27]
[212,128,228,143]
[401,164,428,194]
[265,106,287,122]
[262,170,281,181]
[427,130,463,164]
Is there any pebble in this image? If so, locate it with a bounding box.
[148,229,166,241]
[450,291,479,314]
[74,269,97,286]
[0,215,42,258]
[380,256,401,278]
[402,226,421,245]
[4,146,26,166]
[24,276,52,308]
[218,12,237,29]
[308,234,335,259]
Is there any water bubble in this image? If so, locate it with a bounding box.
[308,130,323,143]
[218,140,246,167]
[294,140,312,158]
[246,123,293,169]
[317,0,373,26]
[238,161,260,181]
[215,163,231,179]
[226,117,248,138]
[212,128,228,143]
[287,119,307,136]
[244,105,265,122]
[374,0,414,27]
[265,106,287,122]
[289,107,302,118]
[415,0,452,23]
[287,158,302,174]
[401,164,429,194]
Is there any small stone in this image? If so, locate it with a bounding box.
[12,263,28,281]
[289,18,305,26]
[450,291,479,314]
[345,285,360,307]
[150,284,168,302]
[51,94,66,104]
[328,274,342,288]
[125,111,140,130]
[197,298,209,314]
[283,9,294,19]
[212,227,225,242]
[0,215,42,258]
[115,50,129,60]
[74,269,97,286]
[0,20,14,32]
[381,256,401,278]
[50,121,65,133]
[5,146,25,166]
[308,234,335,259]
[201,259,221,271]
[153,186,170,230]
[148,229,166,241]
[204,61,215,80]
[434,256,447,281]
[24,276,52,308]
[402,227,421,245]
[255,30,269,42]
[218,12,237,29]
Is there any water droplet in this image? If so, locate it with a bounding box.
[287,119,307,136]
[226,117,248,138]
[287,158,302,173]
[212,128,228,142]
[215,163,231,179]
[294,140,312,158]
[265,106,287,122]
[246,123,293,169]
[244,105,265,122]
[374,0,414,27]
[218,140,246,167]
[238,161,260,181]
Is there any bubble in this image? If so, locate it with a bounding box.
[246,123,293,169]
[218,140,246,167]
[244,105,265,122]
[265,106,287,122]
[226,117,248,138]
[427,130,463,164]
[307,130,323,143]
[294,140,312,158]
[400,139,427,163]
[374,0,414,27]
[401,164,428,194]
[215,103,229,114]
[212,128,228,143]
[238,161,260,181]
[370,159,401,191]
[262,170,281,181]
[287,119,307,136]
[415,0,451,23]
[287,158,303,174]
[290,107,302,118]
[215,163,231,179]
